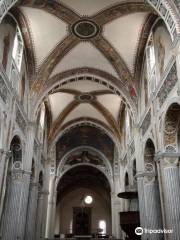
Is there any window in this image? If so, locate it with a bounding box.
[99,220,106,234]
[11,27,24,95]
[146,34,156,96]
[69,220,73,234]
[40,104,45,129]
[125,110,130,144]
[12,27,23,72]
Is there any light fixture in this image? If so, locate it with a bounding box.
[84,195,93,204]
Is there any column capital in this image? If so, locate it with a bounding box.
[0,149,12,158]
[154,152,179,167]
[135,171,156,183]
[10,169,31,181]
[154,151,180,161]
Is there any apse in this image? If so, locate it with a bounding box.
[56,165,112,237]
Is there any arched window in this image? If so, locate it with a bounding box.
[98,220,106,234]
[39,103,45,129]
[125,110,131,144]
[38,171,43,189]
[31,159,35,180]
[146,33,156,96]
[12,27,23,72]
[10,135,22,163]
[125,172,129,187]
[37,103,46,143]
[10,26,24,95]
[133,159,136,178]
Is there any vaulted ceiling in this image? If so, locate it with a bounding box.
[14,0,157,145]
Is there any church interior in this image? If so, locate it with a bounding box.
[0,0,180,239]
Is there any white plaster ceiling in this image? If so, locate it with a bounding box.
[49,93,74,122]
[20,7,68,67]
[60,79,109,92]
[97,94,121,121]
[62,103,110,126]
[59,0,125,16]
[103,12,149,74]
[50,42,119,78]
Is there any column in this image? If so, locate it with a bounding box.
[0,150,11,221]
[111,192,121,238]
[0,169,31,240]
[0,122,35,239]
[136,174,147,240]
[25,181,39,240]
[45,175,56,238]
[157,154,180,240]
[35,190,46,240]
[144,173,163,240]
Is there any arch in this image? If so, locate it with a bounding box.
[11,9,36,78]
[144,139,155,163]
[49,119,121,165]
[1,0,180,39]
[56,163,113,193]
[57,146,113,179]
[147,0,180,40]
[143,138,157,175]
[10,135,22,163]
[0,1,19,23]
[163,102,180,153]
[31,70,137,121]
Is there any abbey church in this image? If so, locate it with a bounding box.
[0,0,180,239]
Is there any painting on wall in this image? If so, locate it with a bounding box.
[153,20,172,80]
[0,15,16,74]
[56,126,114,166]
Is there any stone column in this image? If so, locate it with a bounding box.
[0,169,31,240]
[111,192,116,237]
[156,153,180,240]
[51,191,57,237]
[0,122,36,239]
[0,150,11,221]
[136,174,147,240]
[35,190,46,240]
[143,172,163,240]
[45,175,56,238]
[25,181,39,240]
[111,192,121,238]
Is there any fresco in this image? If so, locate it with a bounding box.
[0,15,16,75]
[56,126,114,165]
[153,20,173,80]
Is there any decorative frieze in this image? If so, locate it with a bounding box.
[0,0,18,22]
[158,64,177,106]
[148,0,178,39]
[15,106,26,133]
[0,73,9,103]
[141,110,151,136]
[129,140,135,156]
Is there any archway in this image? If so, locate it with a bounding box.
[56,165,112,238]
[164,103,180,153]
